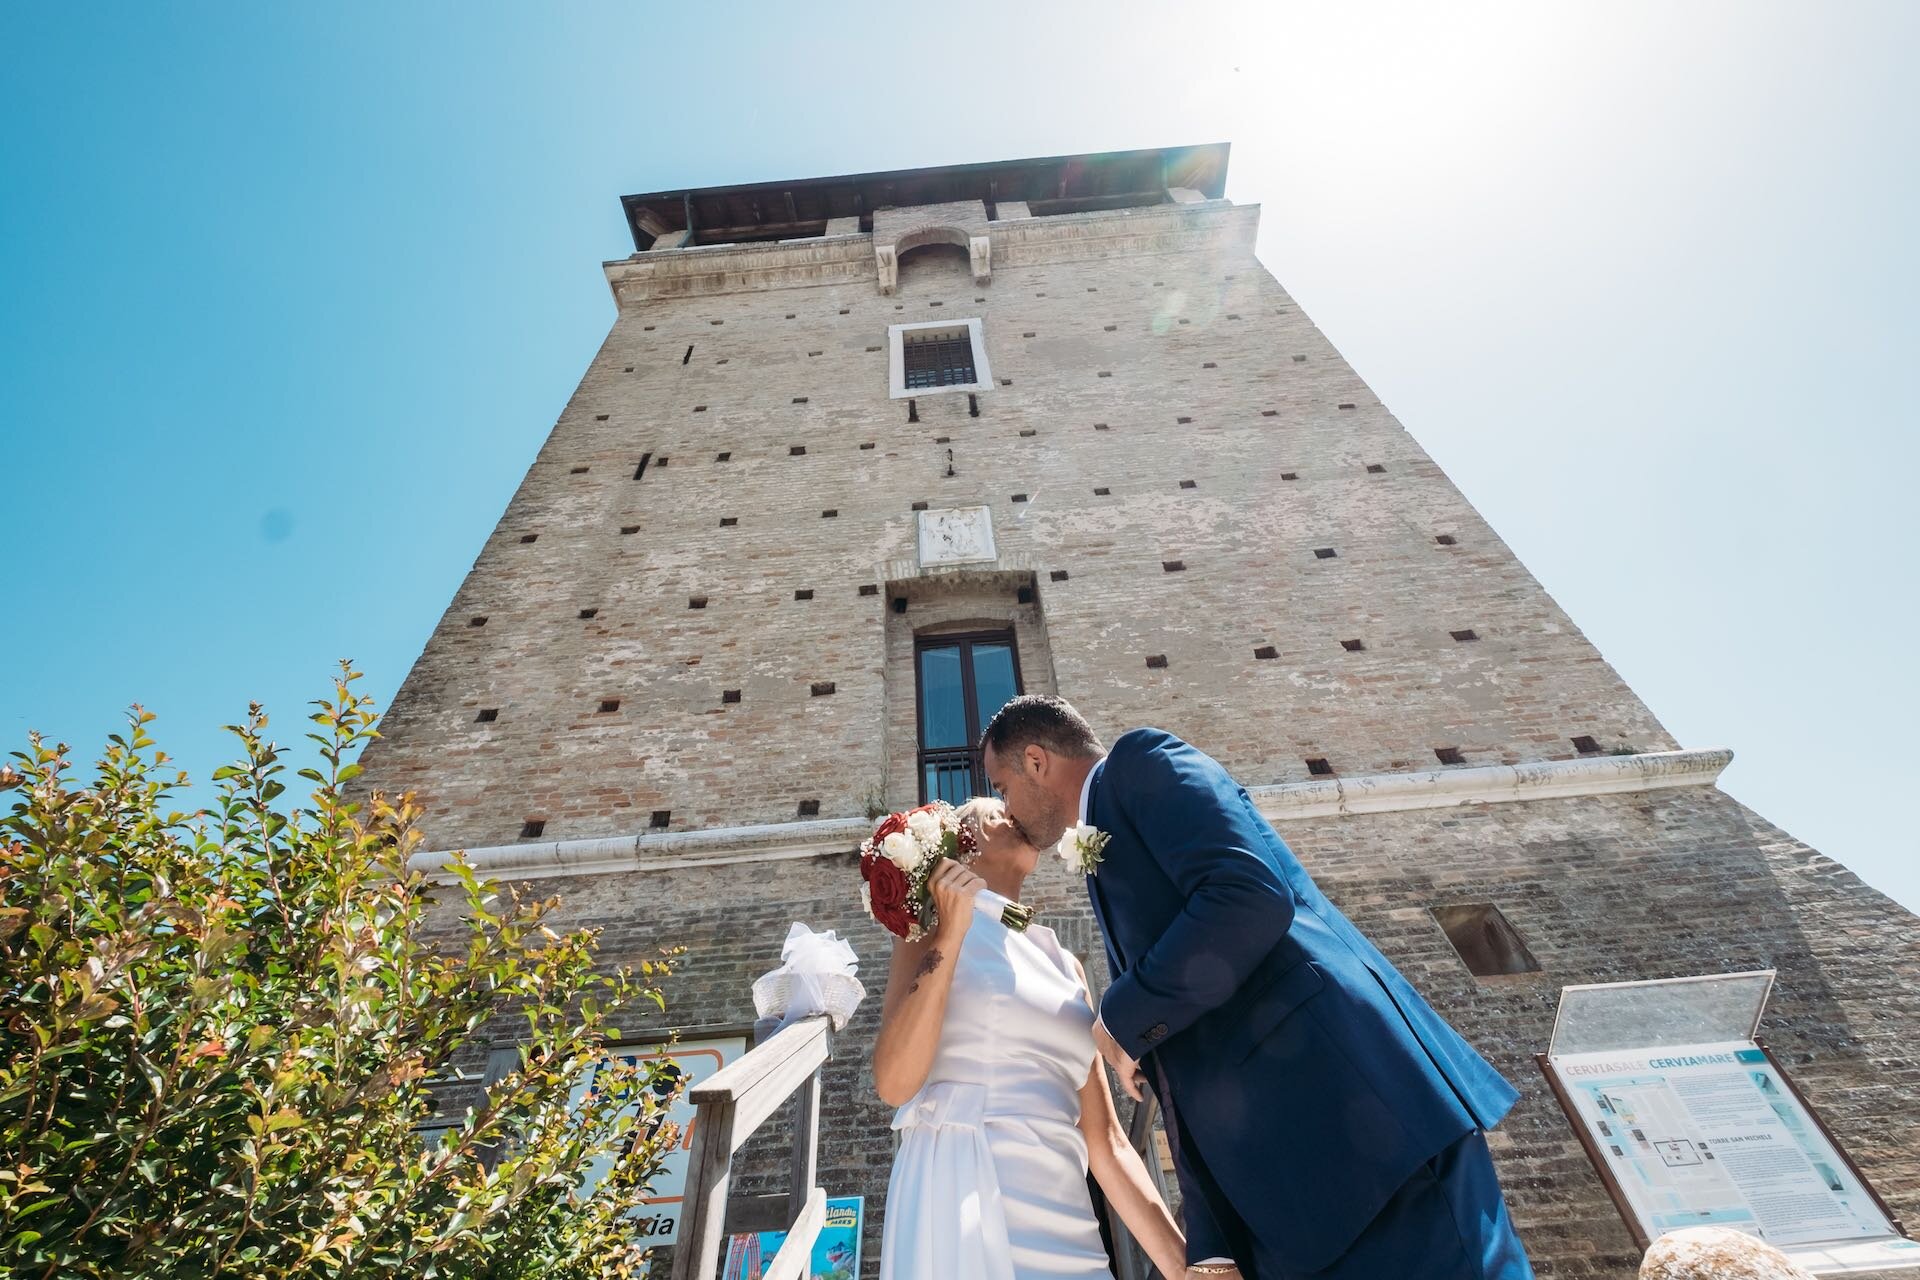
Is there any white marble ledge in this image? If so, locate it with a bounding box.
[408,748,1733,884]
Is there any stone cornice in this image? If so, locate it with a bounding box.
[600,201,1262,306]
[409,748,1733,883]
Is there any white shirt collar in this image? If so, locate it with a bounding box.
[1077,760,1098,826]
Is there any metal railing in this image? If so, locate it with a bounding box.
[670,1016,832,1280]
[1110,1091,1173,1280]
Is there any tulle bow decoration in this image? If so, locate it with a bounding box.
[751,922,866,1040]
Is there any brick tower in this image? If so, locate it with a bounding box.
[356,145,1920,1277]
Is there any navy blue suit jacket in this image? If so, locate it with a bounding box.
[1087,729,1519,1273]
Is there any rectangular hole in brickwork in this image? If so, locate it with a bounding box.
[1162,560,1186,573]
[867,345,882,352]
[1254,645,1278,660]
[469,616,488,627]
[1023,331,1036,338]
[892,597,908,614]
[808,350,823,357]
[594,414,609,421]
[1104,324,1117,332]
[935,436,950,444]
[570,465,589,474]
[722,689,741,704]
[1011,494,1028,504]
[1019,429,1036,437]
[1451,629,1479,642]
[624,366,634,372]
[579,608,598,619]
[999,378,1011,386]
[693,405,706,413]
[710,319,724,326]
[1305,758,1333,776]
[975,297,985,302]
[1087,286,1098,292]
[656,456,668,467]
[476,708,499,723]
[1432,904,1541,977]
[838,308,850,315]
[1261,410,1278,417]
[520,819,545,839]
[650,810,672,829]
[1094,423,1109,431]
[633,453,652,480]
[790,445,806,455]
[1340,638,1365,652]
[1292,355,1307,363]
[811,681,836,696]
[1145,654,1168,669]
[1153,281,1164,287]
[793,397,808,404]
[911,501,929,511]
[821,509,838,518]
[929,302,942,308]
[794,589,814,601]
[860,442,875,450]
[519,534,538,544]
[620,525,639,535]
[908,399,919,423]
[969,394,980,417]
[786,313,796,319]
[1097,371,1112,378]
[1176,416,1192,425]
[1228,314,1241,320]
[599,699,620,713]
[719,517,737,527]
[1179,479,1197,489]
[1036,292,1046,297]
[716,358,728,365]
[1093,487,1110,496]
[1281,472,1298,481]
[1435,747,1465,766]
[1050,570,1069,582]
[859,584,879,596]
[798,799,821,816]
[1202,362,1217,369]
[1572,735,1601,754]
[716,451,731,461]
[1338,403,1355,410]
[689,596,708,610]
[683,346,693,364]
[1313,547,1337,559]
[1367,464,1386,474]
[1436,534,1458,546]
[644,325,655,331]
[1016,585,1035,604]
[1178,319,1190,325]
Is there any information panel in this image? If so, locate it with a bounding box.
[1541,973,1916,1275]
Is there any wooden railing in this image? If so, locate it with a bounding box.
[670,1016,831,1280]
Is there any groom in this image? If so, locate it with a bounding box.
[982,696,1534,1280]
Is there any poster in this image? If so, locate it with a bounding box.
[567,1034,747,1247]
[1555,1042,1896,1249]
[723,1195,863,1280]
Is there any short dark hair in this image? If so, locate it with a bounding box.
[982,695,1104,762]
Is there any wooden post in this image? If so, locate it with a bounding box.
[788,1062,821,1224]
[669,1096,736,1280]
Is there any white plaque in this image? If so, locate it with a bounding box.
[917,506,997,568]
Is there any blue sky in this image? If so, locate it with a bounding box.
[4,2,1915,911]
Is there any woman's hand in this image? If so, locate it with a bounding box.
[928,858,983,941]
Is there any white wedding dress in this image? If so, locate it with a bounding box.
[878,917,1113,1280]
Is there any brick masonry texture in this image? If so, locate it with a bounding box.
[359,192,1920,1277]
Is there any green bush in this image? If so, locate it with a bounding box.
[0,666,681,1279]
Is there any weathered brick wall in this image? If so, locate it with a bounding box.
[361,189,1920,1278]
[439,785,1919,1279]
[360,199,1672,851]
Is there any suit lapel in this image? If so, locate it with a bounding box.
[1083,759,1125,973]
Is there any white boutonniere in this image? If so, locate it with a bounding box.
[1057,823,1110,876]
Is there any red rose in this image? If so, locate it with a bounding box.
[871,811,909,844]
[862,852,917,939]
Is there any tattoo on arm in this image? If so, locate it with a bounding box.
[906,947,944,995]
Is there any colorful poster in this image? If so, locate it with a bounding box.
[567,1034,747,1247]
[723,1195,863,1280]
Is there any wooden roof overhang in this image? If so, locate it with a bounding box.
[619,143,1230,251]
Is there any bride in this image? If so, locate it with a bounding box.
[872,798,1191,1280]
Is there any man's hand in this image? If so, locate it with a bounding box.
[1092,1017,1148,1100]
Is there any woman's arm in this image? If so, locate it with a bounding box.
[1078,1056,1188,1280]
[870,860,983,1107]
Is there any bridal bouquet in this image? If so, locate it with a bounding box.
[858,802,1034,940]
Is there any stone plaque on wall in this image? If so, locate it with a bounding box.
[917,506,997,569]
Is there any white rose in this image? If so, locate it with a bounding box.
[1056,824,1092,861]
[881,830,918,870]
[905,809,941,844]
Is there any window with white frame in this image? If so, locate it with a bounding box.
[888,318,991,399]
